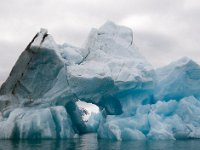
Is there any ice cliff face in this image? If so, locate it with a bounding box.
[0,21,199,140]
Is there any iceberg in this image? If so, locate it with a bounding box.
[0,21,200,140]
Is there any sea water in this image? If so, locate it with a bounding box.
[0,133,200,150]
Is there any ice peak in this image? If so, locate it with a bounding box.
[170,56,198,69]
[98,21,133,39]
[99,21,132,33]
[30,28,48,52]
[99,21,118,32]
[176,56,192,64]
[85,21,134,54]
[40,28,48,35]
[158,57,196,72]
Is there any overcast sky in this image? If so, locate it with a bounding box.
[0,0,200,85]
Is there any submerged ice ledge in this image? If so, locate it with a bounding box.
[0,21,200,140]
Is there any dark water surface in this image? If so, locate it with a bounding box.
[0,133,200,150]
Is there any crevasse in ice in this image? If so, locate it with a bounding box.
[0,21,200,140]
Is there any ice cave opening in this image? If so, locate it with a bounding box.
[64,99,102,135]
[76,100,100,121]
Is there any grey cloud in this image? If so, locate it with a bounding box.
[0,0,200,85]
[134,31,177,52]
[133,31,180,67]
[0,41,23,85]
